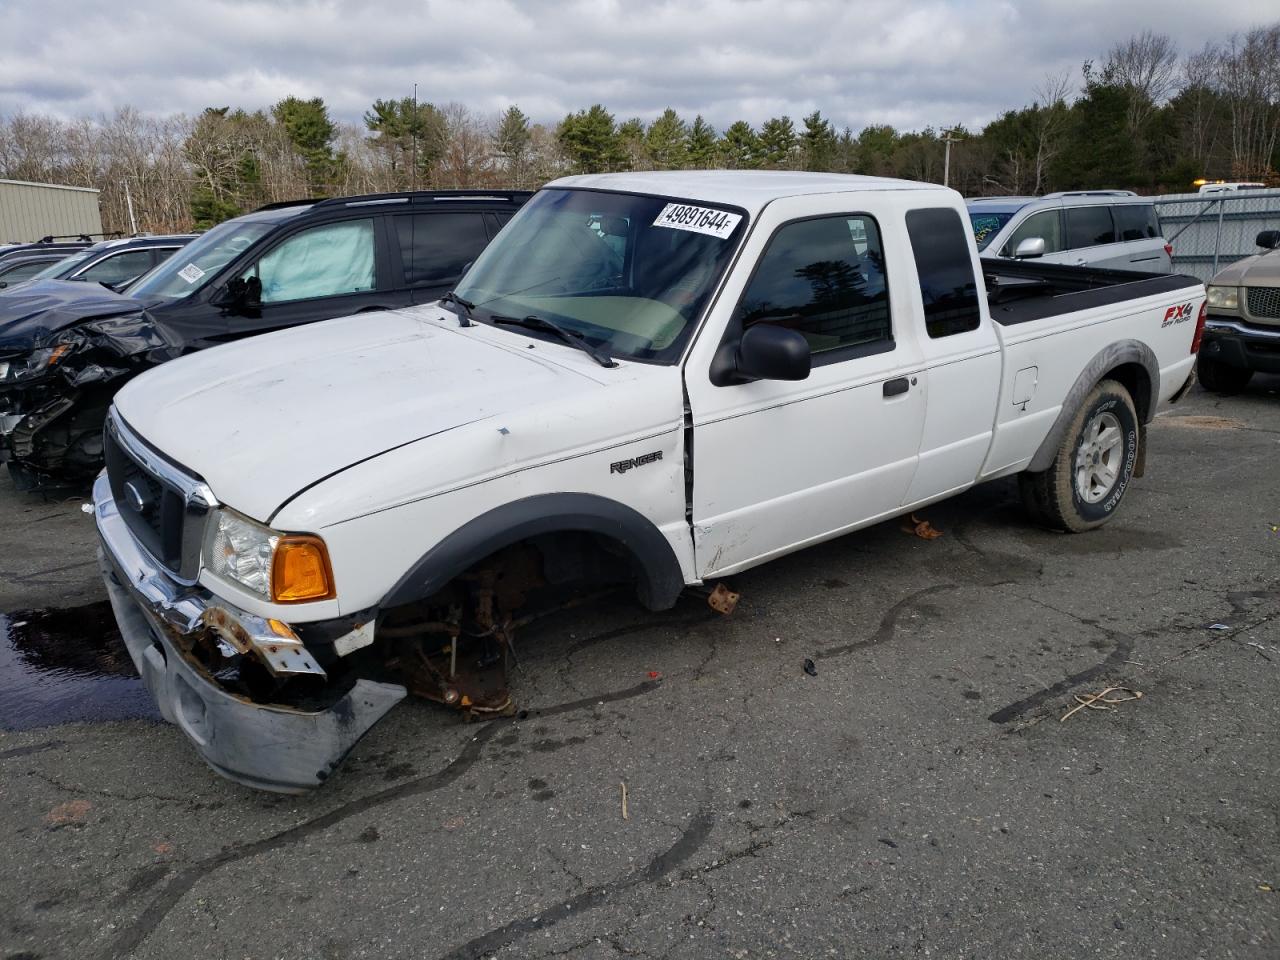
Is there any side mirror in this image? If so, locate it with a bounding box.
[1013,237,1046,259]
[733,324,811,382]
[1256,230,1280,250]
[219,275,262,314]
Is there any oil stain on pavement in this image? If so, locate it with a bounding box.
[0,600,160,730]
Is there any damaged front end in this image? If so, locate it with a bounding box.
[92,422,587,792]
[95,471,409,792]
[1,312,182,490]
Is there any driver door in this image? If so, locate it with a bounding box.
[685,200,927,579]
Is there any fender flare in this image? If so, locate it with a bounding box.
[1026,340,1160,473]
[379,493,686,612]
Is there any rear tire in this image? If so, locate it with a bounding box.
[1196,356,1253,394]
[1019,379,1139,533]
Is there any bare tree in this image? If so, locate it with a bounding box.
[1032,70,1072,192]
[1106,30,1179,134]
[438,103,492,188]
[1217,25,1280,181]
[1178,44,1224,176]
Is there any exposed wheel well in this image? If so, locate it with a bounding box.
[379,493,686,613]
[1103,362,1154,423]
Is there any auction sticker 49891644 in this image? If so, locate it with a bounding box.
[653,203,742,239]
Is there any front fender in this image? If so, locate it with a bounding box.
[380,493,686,611]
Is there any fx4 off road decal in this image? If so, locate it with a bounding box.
[611,450,663,475]
[1162,302,1195,327]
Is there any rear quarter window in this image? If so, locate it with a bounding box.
[1114,204,1160,241]
[395,213,490,287]
[905,207,982,338]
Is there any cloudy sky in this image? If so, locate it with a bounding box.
[2,0,1277,133]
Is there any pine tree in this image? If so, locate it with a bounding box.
[558,104,621,173]
[645,108,688,169]
[686,116,718,168]
[758,116,798,168]
[718,121,760,169]
[271,96,337,194]
[363,97,448,187]
[801,111,838,171]
[492,105,532,187]
[617,117,646,169]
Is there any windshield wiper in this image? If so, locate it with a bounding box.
[492,314,618,368]
[440,291,475,327]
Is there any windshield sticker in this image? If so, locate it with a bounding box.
[653,203,742,239]
[177,263,206,284]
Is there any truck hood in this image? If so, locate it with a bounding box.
[1210,248,1280,287]
[114,307,619,521]
[0,279,152,354]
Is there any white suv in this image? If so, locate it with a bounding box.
[968,191,1173,273]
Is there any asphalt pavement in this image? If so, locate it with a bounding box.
[1,379,1278,960]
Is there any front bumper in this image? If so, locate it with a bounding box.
[0,409,21,462]
[1202,317,1280,374]
[94,473,406,793]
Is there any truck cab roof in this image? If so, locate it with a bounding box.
[549,171,951,216]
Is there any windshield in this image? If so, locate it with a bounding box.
[968,211,1014,251]
[30,250,94,280]
[129,219,272,299]
[454,188,748,363]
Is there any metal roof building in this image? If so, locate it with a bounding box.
[0,178,103,243]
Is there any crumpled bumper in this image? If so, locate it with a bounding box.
[94,473,406,793]
[0,409,21,462]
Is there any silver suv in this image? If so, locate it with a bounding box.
[967,191,1172,273]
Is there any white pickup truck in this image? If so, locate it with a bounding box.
[93,172,1204,791]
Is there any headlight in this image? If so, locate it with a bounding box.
[1206,285,1239,310]
[0,344,72,383]
[203,508,335,603]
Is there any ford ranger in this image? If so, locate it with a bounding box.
[1198,228,1280,392]
[92,172,1205,792]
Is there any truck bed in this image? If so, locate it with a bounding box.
[983,260,1202,326]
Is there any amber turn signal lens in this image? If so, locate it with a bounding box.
[271,535,335,603]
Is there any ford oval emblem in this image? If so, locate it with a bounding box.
[123,480,151,515]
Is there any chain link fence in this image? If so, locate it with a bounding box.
[1154,189,1280,283]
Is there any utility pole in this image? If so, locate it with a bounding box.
[942,131,964,188]
[122,178,139,235]
[411,82,418,192]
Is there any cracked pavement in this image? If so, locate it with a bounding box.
[1,379,1278,959]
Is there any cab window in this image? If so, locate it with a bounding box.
[1002,210,1063,256]
[737,215,891,358]
[239,219,376,304]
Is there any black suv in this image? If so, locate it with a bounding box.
[0,190,530,488]
[0,234,195,291]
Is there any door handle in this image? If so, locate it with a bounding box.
[883,377,910,398]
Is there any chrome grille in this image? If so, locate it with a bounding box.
[103,412,215,583]
[1246,287,1280,320]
